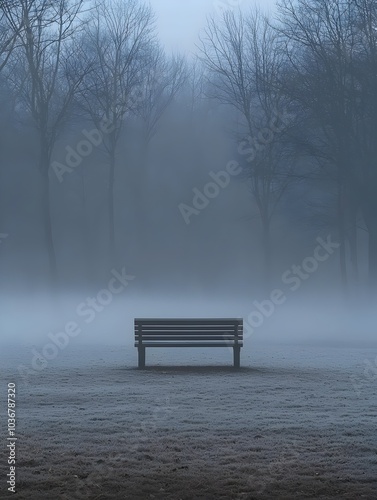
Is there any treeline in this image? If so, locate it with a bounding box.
[0,0,187,288]
[0,0,376,294]
[200,0,377,291]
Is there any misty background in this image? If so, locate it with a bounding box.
[0,0,376,347]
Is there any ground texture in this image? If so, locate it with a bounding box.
[1,342,376,499]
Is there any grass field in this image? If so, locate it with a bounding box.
[1,341,376,499]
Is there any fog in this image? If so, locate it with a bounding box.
[0,0,376,360]
[1,290,376,349]
[154,0,277,52]
[1,1,377,498]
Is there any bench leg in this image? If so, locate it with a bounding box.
[233,346,240,369]
[138,347,146,369]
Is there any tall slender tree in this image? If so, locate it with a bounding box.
[277,0,377,289]
[79,0,155,266]
[132,46,186,236]
[200,9,292,286]
[3,0,90,286]
[0,0,24,72]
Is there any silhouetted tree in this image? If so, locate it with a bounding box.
[277,0,377,289]
[3,0,90,286]
[200,9,292,286]
[79,0,155,267]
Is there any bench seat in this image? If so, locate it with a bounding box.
[134,318,243,368]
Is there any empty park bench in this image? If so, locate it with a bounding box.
[134,318,243,368]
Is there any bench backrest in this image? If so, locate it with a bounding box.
[134,318,243,346]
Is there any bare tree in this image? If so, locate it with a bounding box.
[3,0,90,286]
[132,46,186,210]
[0,0,28,72]
[127,46,186,251]
[277,0,377,289]
[79,0,155,266]
[199,9,292,286]
[135,48,186,145]
[186,59,206,120]
[352,0,377,288]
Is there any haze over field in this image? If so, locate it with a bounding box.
[1,0,377,498]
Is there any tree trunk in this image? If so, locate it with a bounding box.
[361,188,377,292]
[261,215,272,289]
[39,132,58,288]
[337,179,348,294]
[368,225,377,290]
[133,134,150,255]
[139,136,149,223]
[41,168,58,288]
[348,212,358,285]
[80,163,94,285]
[108,148,116,267]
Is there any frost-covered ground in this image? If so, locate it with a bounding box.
[1,340,376,499]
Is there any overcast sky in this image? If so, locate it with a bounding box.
[153,0,277,54]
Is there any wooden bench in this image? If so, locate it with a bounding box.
[134,318,243,369]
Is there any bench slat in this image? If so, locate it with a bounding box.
[135,335,242,341]
[135,318,242,325]
[134,318,243,368]
[136,331,242,336]
[135,325,242,331]
[134,342,243,348]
